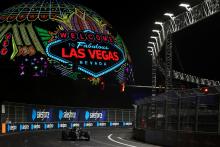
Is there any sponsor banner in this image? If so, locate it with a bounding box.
[44,123,54,129]
[19,124,30,131]
[83,122,94,128]
[30,124,41,130]
[7,124,18,132]
[71,122,80,128]
[58,109,78,121]
[109,122,120,127]
[83,110,106,121]
[57,122,68,129]
[96,122,107,127]
[123,122,133,127]
[31,108,54,122]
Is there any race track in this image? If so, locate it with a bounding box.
[0,128,161,147]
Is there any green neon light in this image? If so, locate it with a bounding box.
[27,24,45,55]
[35,26,52,47]
[10,36,18,60]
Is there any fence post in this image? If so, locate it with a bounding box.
[164,96,168,130]
[195,96,199,132]
[218,95,220,135]
[177,95,181,131]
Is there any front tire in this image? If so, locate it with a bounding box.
[62,131,67,140]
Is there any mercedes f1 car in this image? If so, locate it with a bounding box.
[61,127,90,141]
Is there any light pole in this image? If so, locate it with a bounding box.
[147,46,157,97]
[147,46,153,56]
[164,13,174,91]
[148,41,158,54]
[150,36,160,52]
[155,21,165,41]
[147,46,157,57]
[152,30,162,45]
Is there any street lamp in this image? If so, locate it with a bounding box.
[179,3,192,11]
[147,46,153,56]
[147,45,157,57]
[152,30,162,45]
[155,21,165,41]
[148,41,158,53]
[155,21,163,26]
[150,36,160,52]
[164,13,175,20]
[179,3,194,24]
[164,12,176,32]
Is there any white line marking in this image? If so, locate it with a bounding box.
[91,138,120,147]
[117,137,137,144]
[107,134,136,147]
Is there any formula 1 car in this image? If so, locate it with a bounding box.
[61,127,90,141]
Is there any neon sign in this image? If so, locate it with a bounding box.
[31,124,41,130]
[85,110,106,121]
[0,33,11,56]
[44,123,54,129]
[19,124,29,131]
[46,30,125,78]
[58,110,77,121]
[32,109,51,121]
[7,124,17,132]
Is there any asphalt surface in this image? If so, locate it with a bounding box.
[0,128,161,147]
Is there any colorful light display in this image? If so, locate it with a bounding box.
[0,1,134,86]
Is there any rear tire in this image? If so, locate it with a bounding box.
[86,134,90,141]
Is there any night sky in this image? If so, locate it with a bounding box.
[0,0,219,107]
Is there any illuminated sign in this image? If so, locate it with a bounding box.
[71,123,80,128]
[0,33,11,56]
[109,122,119,127]
[123,122,133,126]
[58,110,77,121]
[84,122,93,127]
[96,122,107,127]
[46,30,125,78]
[31,124,41,130]
[44,123,54,129]
[58,123,68,129]
[84,110,106,121]
[7,124,17,132]
[19,124,29,131]
[32,109,51,121]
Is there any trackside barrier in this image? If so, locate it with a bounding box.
[3,121,133,134]
[0,102,134,134]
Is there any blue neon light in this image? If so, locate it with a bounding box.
[85,111,90,121]
[19,124,22,131]
[59,110,63,120]
[32,109,37,121]
[31,124,34,130]
[44,124,47,129]
[7,124,10,132]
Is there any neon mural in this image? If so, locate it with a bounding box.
[0,0,134,85]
